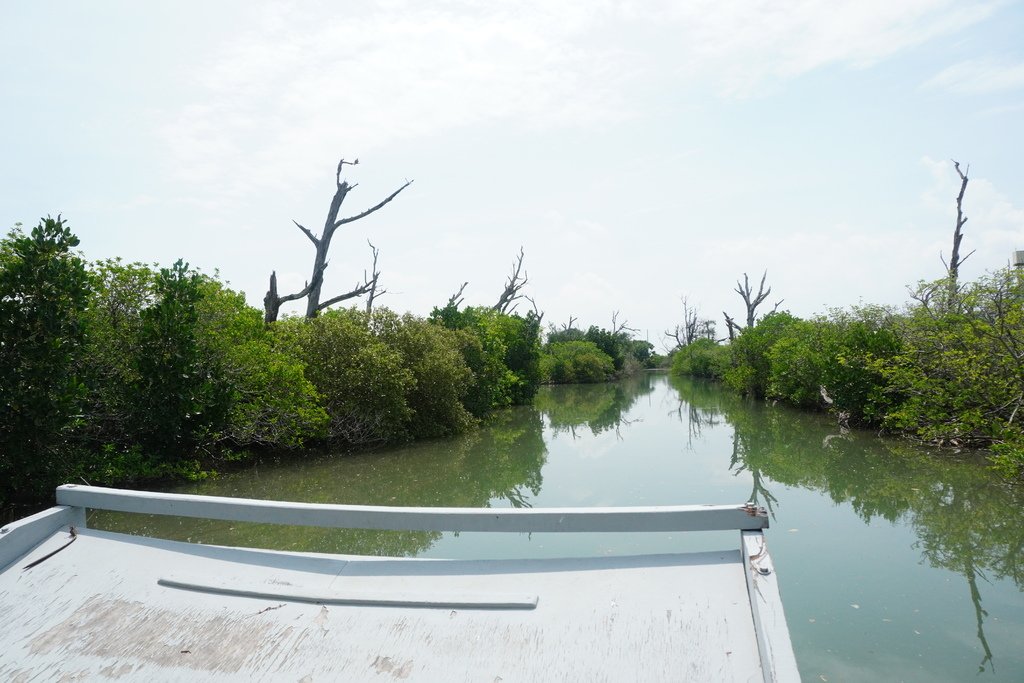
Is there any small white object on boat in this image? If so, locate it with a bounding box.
[0,485,799,681]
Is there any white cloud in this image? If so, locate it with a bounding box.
[923,57,1024,94]
[162,0,997,201]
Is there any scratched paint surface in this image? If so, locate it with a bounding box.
[93,372,1024,681]
[0,529,762,681]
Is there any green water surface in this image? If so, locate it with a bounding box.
[94,372,1024,681]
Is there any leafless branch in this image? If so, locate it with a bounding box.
[334,180,413,228]
[364,240,385,315]
[735,271,773,327]
[947,159,971,302]
[524,295,544,323]
[317,279,375,311]
[611,311,638,336]
[447,282,468,309]
[723,311,741,342]
[274,157,411,320]
[493,247,528,313]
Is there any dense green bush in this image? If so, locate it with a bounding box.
[0,218,91,503]
[670,338,730,379]
[195,280,327,448]
[371,309,475,439]
[276,309,412,446]
[547,324,652,375]
[723,312,803,398]
[130,260,231,460]
[430,304,542,408]
[876,271,1024,474]
[540,341,616,383]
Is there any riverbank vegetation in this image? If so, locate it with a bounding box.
[670,268,1024,477]
[539,320,659,384]
[0,218,550,512]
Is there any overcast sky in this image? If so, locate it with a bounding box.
[2,0,1022,347]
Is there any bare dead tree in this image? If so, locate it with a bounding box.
[941,160,975,303]
[735,271,777,328]
[493,247,528,314]
[364,240,385,315]
[611,311,638,336]
[447,281,469,309]
[263,158,412,322]
[524,295,544,323]
[665,296,699,349]
[561,315,578,331]
[723,311,741,342]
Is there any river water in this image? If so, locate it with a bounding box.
[95,372,1024,681]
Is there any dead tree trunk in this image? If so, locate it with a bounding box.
[446,282,469,309]
[723,311,740,342]
[735,272,772,328]
[611,311,637,336]
[364,240,385,316]
[263,158,411,323]
[493,247,528,314]
[665,296,699,349]
[943,160,975,304]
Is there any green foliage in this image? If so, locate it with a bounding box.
[0,218,91,503]
[627,339,656,368]
[130,260,230,460]
[548,324,650,375]
[540,340,616,383]
[78,259,156,447]
[723,311,803,398]
[371,309,475,439]
[670,338,730,379]
[277,309,413,445]
[195,280,327,448]
[430,304,542,408]
[582,325,628,371]
[815,307,901,425]
[875,271,1024,457]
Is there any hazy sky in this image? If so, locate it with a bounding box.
[2,0,1022,347]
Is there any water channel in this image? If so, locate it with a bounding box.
[95,372,1024,681]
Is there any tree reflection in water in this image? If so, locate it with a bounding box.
[534,373,656,439]
[92,406,548,557]
[669,374,1024,674]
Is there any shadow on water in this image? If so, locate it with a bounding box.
[670,374,1024,675]
[92,407,548,557]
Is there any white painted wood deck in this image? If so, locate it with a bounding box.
[0,486,799,682]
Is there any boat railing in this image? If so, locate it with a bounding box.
[52,484,769,534]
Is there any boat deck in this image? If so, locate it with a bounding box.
[0,486,798,681]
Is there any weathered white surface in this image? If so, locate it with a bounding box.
[0,505,84,573]
[56,484,769,532]
[0,527,769,682]
[743,530,800,683]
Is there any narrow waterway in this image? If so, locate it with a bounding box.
[95,372,1024,681]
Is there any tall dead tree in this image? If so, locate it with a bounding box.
[734,271,783,328]
[611,311,637,336]
[364,240,384,315]
[493,247,528,314]
[665,296,699,349]
[446,281,469,309]
[942,160,975,303]
[263,158,412,323]
[722,311,741,342]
